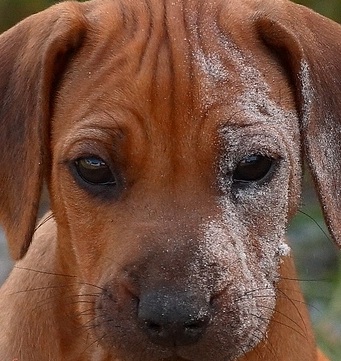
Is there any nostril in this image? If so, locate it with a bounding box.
[185,317,208,331]
[138,290,211,347]
[145,320,162,334]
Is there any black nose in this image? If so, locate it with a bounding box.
[138,290,211,347]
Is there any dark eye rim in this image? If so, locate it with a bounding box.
[74,156,117,186]
[232,153,278,187]
[68,155,123,199]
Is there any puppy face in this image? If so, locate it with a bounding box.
[49,2,301,360]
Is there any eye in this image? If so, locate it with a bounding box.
[233,154,275,184]
[74,156,116,185]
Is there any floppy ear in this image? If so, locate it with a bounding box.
[0,2,88,260]
[256,1,341,248]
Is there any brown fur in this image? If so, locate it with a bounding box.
[0,0,339,360]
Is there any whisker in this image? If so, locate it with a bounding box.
[258,304,307,335]
[13,265,77,279]
[280,276,329,282]
[252,313,307,340]
[9,284,74,296]
[277,287,321,313]
[297,210,332,244]
[34,212,55,232]
[250,328,277,358]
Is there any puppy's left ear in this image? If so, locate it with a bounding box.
[257,1,341,247]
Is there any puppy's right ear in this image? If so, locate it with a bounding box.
[0,2,88,260]
[256,1,341,248]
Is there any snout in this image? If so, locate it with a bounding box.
[94,271,219,361]
[90,220,279,361]
[92,235,224,360]
[138,289,211,347]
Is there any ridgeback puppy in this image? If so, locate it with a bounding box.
[0,0,340,360]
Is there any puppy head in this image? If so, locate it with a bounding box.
[47,2,301,358]
[0,0,340,360]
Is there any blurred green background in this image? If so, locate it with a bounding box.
[0,0,340,360]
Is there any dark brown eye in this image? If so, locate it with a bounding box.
[74,157,116,185]
[233,154,274,184]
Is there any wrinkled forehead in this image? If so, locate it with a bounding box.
[55,0,298,138]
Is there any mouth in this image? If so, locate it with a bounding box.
[90,273,277,361]
[84,217,281,361]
